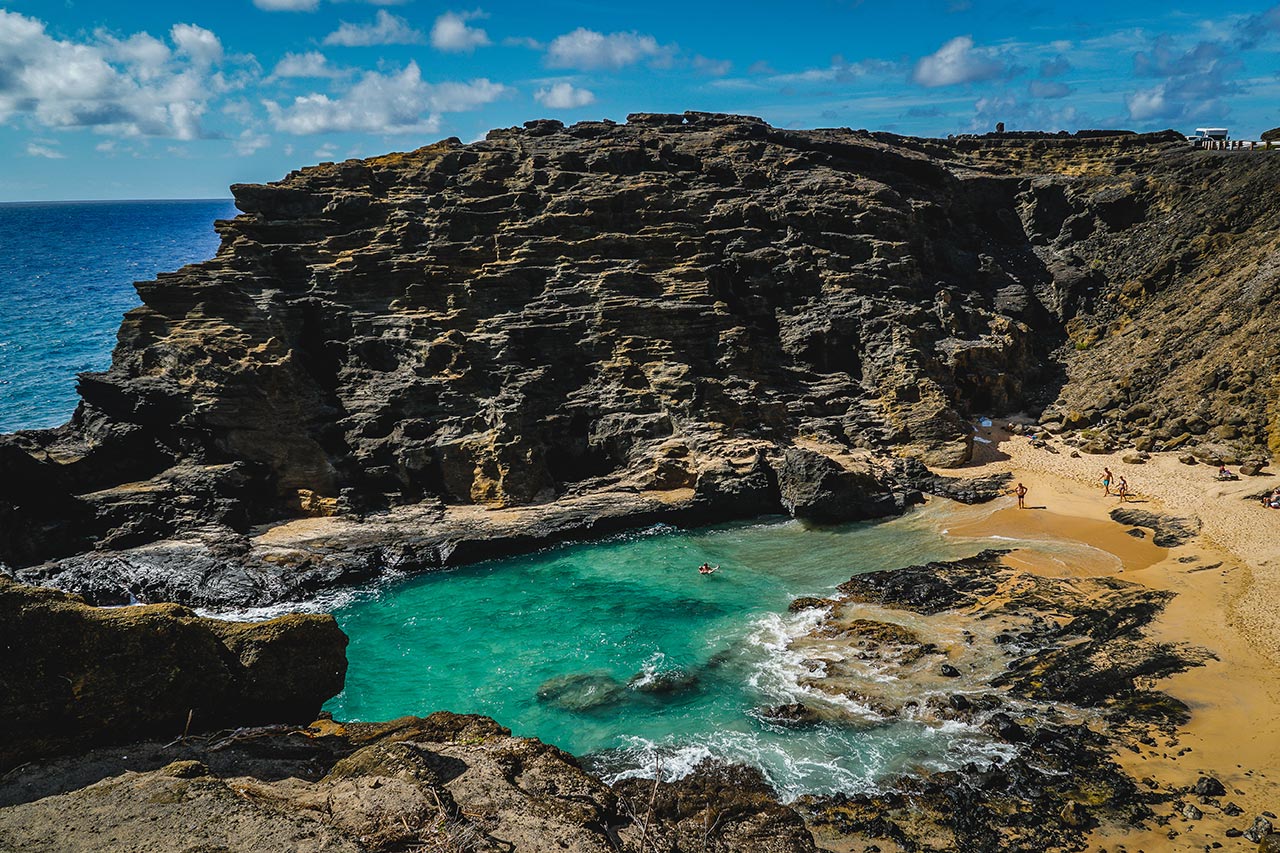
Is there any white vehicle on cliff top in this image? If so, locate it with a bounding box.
[1189,127,1229,147]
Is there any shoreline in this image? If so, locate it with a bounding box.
[949,422,1280,847]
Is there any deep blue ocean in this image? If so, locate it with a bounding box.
[0,199,236,433]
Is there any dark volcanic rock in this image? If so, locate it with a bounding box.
[775,447,909,523]
[798,549,1212,852]
[1194,775,1227,797]
[836,549,1012,614]
[890,457,1011,504]
[1247,817,1276,843]
[0,578,346,771]
[1109,508,1202,547]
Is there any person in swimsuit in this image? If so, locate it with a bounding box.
[698,563,718,575]
[1015,482,1028,509]
[1117,477,1129,502]
[1101,468,1113,496]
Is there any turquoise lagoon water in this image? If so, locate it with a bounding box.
[323,503,1098,800]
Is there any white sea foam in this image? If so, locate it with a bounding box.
[628,650,670,690]
[196,566,413,621]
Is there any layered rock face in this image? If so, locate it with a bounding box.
[1,113,1277,605]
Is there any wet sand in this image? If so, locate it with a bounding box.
[950,423,1280,848]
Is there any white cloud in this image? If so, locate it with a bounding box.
[425,79,511,111]
[26,141,66,159]
[324,10,424,47]
[1029,79,1072,98]
[170,24,223,67]
[771,57,898,87]
[265,62,509,134]
[252,0,319,10]
[0,10,236,140]
[503,35,542,50]
[431,11,490,53]
[1125,86,1167,120]
[272,51,346,78]
[545,28,670,70]
[98,31,171,78]
[234,128,270,155]
[534,82,595,108]
[692,55,732,76]
[912,35,1005,87]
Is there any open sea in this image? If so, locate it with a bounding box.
[0,199,236,433]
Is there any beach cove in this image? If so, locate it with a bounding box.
[3,120,1279,852]
[288,415,1280,849]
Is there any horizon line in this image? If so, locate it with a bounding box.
[0,197,235,206]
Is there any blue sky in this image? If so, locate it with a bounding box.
[2,0,1279,200]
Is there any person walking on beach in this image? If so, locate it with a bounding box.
[1101,467,1113,496]
[1015,482,1028,509]
[1116,477,1129,502]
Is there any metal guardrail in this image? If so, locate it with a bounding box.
[1194,139,1277,151]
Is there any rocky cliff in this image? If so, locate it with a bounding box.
[2,113,1277,606]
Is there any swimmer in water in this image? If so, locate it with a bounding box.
[698,563,719,575]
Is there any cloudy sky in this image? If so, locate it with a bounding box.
[2,0,1279,200]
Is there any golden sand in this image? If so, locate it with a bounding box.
[950,423,1280,848]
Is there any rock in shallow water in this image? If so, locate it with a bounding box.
[535,672,627,711]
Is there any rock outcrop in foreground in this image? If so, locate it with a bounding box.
[2,114,1278,606]
[0,577,346,770]
[0,713,816,853]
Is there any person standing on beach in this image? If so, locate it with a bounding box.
[1101,467,1113,496]
[1116,477,1129,502]
[1015,482,1028,509]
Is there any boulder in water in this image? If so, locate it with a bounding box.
[757,703,824,727]
[535,672,626,711]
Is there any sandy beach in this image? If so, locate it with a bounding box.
[951,422,1280,849]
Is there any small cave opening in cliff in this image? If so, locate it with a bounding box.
[543,411,626,490]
